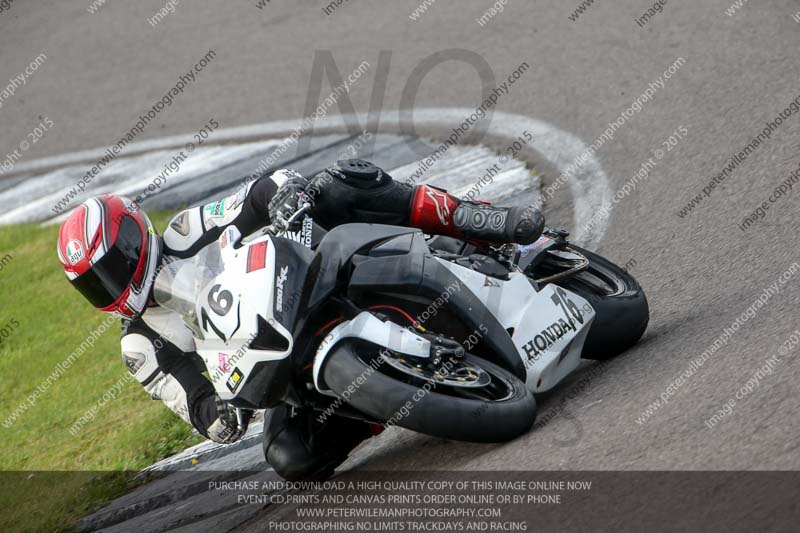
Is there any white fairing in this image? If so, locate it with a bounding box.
[312,312,432,394]
[154,227,293,401]
[435,258,595,393]
[309,256,594,396]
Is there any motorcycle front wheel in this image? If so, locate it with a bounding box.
[321,339,536,442]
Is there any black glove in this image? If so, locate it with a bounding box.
[268,170,310,231]
[207,395,252,444]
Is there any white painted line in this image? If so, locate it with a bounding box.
[388,143,536,205]
[3,109,612,246]
[0,140,284,225]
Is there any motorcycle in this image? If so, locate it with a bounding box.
[153,201,649,443]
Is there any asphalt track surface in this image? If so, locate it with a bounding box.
[2,0,800,531]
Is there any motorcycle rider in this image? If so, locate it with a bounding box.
[56,159,544,480]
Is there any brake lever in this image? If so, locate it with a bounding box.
[284,201,312,229]
[263,201,312,238]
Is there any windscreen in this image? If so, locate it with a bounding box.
[153,241,225,337]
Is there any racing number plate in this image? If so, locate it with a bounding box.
[197,281,241,343]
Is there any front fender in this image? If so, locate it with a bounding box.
[312,311,431,394]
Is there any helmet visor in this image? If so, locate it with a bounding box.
[70,215,144,308]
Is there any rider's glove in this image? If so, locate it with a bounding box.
[268,170,310,231]
[207,395,253,444]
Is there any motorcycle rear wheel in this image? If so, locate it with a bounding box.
[539,245,649,360]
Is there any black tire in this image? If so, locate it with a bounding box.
[321,343,536,443]
[551,245,649,360]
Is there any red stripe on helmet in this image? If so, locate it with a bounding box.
[58,204,93,276]
[99,286,136,318]
[58,194,159,319]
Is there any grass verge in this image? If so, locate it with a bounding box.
[0,213,204,532]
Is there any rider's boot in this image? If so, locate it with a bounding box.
[309,159,545,245]
[409,184,545,245]
[262,404,379,481]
